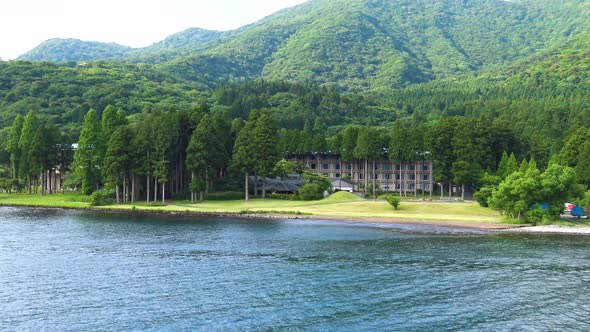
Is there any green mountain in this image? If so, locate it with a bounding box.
[18,0,590,91]
[18,28,224,63]
[163,0,590,91]
[128,28,225,62]
[18,39,132,62]
[4,0,589,136]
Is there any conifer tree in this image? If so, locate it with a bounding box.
[18,111,40,193]
[232,110,260,201]
[254,110,280,198]
[73,109,104,195]
[104,126,133,204]
[102,105,127,139]
[7,115,23,180]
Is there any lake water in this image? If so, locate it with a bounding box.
[1,207,589,331]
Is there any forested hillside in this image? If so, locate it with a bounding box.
[18,28,224,63]
[18,39,132,62]
[0,60,209,138]
[163,0,590,90]
[18,0,590,91]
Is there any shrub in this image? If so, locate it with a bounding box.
[298,183,324,201]
[385,195,401,210]
[90,188,116,207]
[474,186,495,207]
[270,193,297,200]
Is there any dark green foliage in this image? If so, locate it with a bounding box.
[90,187,116,207]
[7,115,23,179]
[385,195,401,210]
[474,187,494,208]
[575,142,590,188]
[298,183,324,201]
[73,109,104,195]
[104,126,134,203]
[0,60,208,129]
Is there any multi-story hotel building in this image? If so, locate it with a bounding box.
[287,153,434,195]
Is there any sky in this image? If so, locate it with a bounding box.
[0,0,308,60]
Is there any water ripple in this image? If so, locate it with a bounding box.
[1,207,590,331]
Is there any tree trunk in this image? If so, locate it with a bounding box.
[115,183,120,204]
[440,182,444,199]
[162,181,165,204]
[262,177,266,199]
[253,171,257,197]
[372,160,376,198]
[41,171,46,196]
[461,183,465,200]
[415,163,418,197]
[449,181,452,198]
[245,173,249,201]
[205,171,209,195]
[365,159,369,196]
[147,175,150,203]
[154,176,158,202]
[131,176,135,203]
[191,171,195,203]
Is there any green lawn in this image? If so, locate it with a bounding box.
[0,192,91,209]
[0,191,503,224]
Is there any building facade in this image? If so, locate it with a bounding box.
[288,153,434,195]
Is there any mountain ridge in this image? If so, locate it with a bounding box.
[15,0,590,92]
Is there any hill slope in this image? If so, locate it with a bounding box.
[18,28,224,63]
[18,39,132,62]
[163,0,590,91]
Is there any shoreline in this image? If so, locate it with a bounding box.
[4,202,590,234]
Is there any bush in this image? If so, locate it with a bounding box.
[270,193,297,200]
[474,186,495,207]
[385,195,401,210]
[298,183,324,201]
[90,188,116,207]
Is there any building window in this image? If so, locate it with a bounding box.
[396,174,401,180]
[347,164,352,170]
[374,174,379,180]
[336,173,341,178]
[409,174,416,181]
[384,174,391,180]
[423,164,429,171]
[335,164,341,170]
[322,163,329,170]
[396,165,402,171]
[383,164,392,171]
[396,184,401,190]
[409,164,415,171]
[423,174,429,181]
[359,174,364,180]
[374,164,380,171]
[311,164,317,170]
[409,183,415,190]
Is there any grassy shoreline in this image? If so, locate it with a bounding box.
[0,191,518,229]
[3,192,590,233]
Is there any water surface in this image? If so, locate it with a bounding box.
[1,207,589,331]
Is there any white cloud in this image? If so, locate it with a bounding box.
[0,0,308,60]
